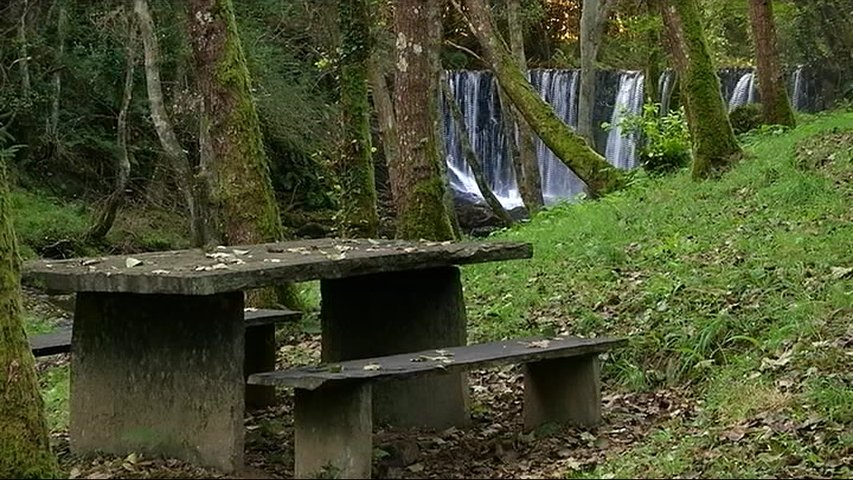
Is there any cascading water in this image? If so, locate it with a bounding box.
[791,65,805,111]
[443,71,523,209]
[605,71,645,170]
[728,72,757,111]
[658,69,676,114]
[528,70,586,204]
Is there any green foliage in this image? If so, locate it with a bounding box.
[462,110,853,478]
[604,103,692,175]
[729,103,763,134]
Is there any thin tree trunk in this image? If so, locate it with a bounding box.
[748,0,796,127]
[49,5,66,137]
[391,0,456,240]
[88,15,136,241]
[339,0,379,238]
[18,0,31,96]
[134,0,200,244]
[578,0,612,144]
[660,0,742,179]
[0,161,57,479]
[442,82,514,227]
[505,0,543,214]
[368,56,398,172]
[453,0,625,198]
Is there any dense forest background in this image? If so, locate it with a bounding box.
[0,0,850,257]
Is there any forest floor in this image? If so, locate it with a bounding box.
[22,108,853,478]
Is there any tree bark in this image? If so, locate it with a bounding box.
[368,56,398,173]
[659,0,742,179]
[506,0,543,213]
[748,0,796,127]
[578,0,612,144]
[18,0,31,96]
[442,82,514,227]
[49,4,66,138]
[339,0,379,238]
[134,0,200,244]
[0,162,57,479]
[88,15,136,242]
[391,0,456,240]
[454,0,625,198]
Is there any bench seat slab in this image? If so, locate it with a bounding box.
[71,292,245,472]
[294,383,372,479]
[523,354,602,430]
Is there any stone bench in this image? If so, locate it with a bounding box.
[29,307,301,409]
[248,335,627,479]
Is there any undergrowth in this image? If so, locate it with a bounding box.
[463,109,852,477]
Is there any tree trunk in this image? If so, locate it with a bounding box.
[578,0,612,144]
[368,56,398,173]
[748,0,796,127]
[49,5,66,138]
[88,15,136,242]
[18,0,31,96]
[442,82,514,227]
[659,0,742,179]
[391,0,456,240]
[506,0,543,213]
[0,162,57,479]
[134,0,200,244]
[339,0,379,238]
[454,0,625,198]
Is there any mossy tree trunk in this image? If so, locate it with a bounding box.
[578,0,613,143]
[454,0,625,198]
[391,0,456,241]
[339,0,379,238]
[186,0,300,308]
[506,0,543,214]
[659,0,743,179]
[748,0,796,127]
[0,162,57,479]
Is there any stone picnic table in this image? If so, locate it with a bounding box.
[22,237,532,472]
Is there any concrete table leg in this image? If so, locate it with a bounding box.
[523,354,602,431]
[244,323,277,410]
[294,383,372,479]
[320,267,469,429]
[71,292,245,472]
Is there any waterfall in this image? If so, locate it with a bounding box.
[658,70,676,115]
[529,69,586,204]
[791,66,805,111]
[605,71,645,170]
[728,72,757,111]
[444,71,523,209]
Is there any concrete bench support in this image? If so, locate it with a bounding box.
[294,383,372,479]
[71,292,245,472]
[320,266,469,429]
[523,354,602,431]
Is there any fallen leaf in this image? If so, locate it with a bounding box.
[125,257,143,268]
[524,340,551,349]
[363,363,381,371]
[232,249,250,255]
[151,269,170,275]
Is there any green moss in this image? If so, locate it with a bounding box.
[0,163,58,479]
[671,0,743,179]
[396,177,455,241]
[729,103,763,134]
[338,0,378,238]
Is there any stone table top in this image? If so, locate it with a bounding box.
[22,238,533,295]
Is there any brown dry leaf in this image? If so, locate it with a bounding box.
[720,425,748,442]
[524,340,551,349]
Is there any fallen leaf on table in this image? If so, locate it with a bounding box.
[363,363,381,371]
[125,257,143,268]
[523,340,551,349]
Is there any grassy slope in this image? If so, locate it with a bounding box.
[462,110,852,478]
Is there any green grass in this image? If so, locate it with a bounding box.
[462,109,853,477]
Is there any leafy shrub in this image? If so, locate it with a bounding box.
[604,103,692,175]
[729,103,763,134]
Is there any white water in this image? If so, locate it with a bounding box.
[605,71,645,170]
[728,72,757,111]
